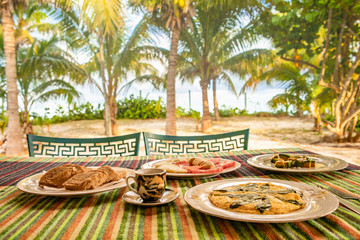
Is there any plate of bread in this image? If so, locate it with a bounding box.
[17,164,134,197]
[141,157,240,178]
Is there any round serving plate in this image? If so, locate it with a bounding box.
[184,178,338,223]
[247,154,348,173]
[17,167,135,197]
[141,158,241,179]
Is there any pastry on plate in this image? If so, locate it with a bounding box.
[97,166,127,182]
[63,170,109,190]
[39,164,88,188]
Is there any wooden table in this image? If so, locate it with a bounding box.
[1,148,360,239]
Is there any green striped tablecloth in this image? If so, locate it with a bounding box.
[1,148,360,239]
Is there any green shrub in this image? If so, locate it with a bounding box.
[218,105,247,117]
[323,114,334,123]
[117,95,166,119]
[176,107,187,118]
[0,111,8,135]
[67,102,103,121]
[31,102,103,125]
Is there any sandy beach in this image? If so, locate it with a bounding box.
[32,116,360,165]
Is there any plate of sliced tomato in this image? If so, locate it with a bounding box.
[141,157,241,178]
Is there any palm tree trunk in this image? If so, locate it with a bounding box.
[104,96,112,136]
[2,5,25,155]
[165,27,180,135]
[110,95,118,135]
[213,79,219,121]
[201,79,212,133]
[99,37,112,136]
[23,98,33,134]
[296,94,303,117]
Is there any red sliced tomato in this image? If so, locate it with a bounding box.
[173,160,189,166]
[182,165,204,171]
[208,158,221,165]
[219,161,236,169]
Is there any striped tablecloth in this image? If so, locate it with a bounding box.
[1,148,360,239]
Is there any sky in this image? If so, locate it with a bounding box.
[30,4,285,116]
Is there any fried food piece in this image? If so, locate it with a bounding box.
[271,154,315,168]
[96,166,126,182]
[63,170,109,190]
[189,158,215,169]
[39,164,88,188]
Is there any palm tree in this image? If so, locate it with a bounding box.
[17,37,81,134]
[61,5,161,135]
[244,62,312,117]
[1,0,67,155]
[268,90,296,114]
[58,0,126,136]
[1,0,25,155]
[130,0,196,135]
[14,2,55,46]
[178,5,270,132]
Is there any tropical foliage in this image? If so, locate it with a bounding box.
[1,0,360,154]
[178,3,270,132]
[117,95,166,119]
[257,0,360,142]
[130,0,197,135]
[17,37,81,134]
[247,61,312,117]
[58,2,165,136]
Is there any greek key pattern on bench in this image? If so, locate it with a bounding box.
[143,129,249,155]
[27,133,141,157]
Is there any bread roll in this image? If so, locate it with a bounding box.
[189,158,215,169]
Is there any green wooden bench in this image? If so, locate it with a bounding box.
[27,133,142,157]
[143,129,249,155]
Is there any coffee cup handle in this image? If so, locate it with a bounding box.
[126,176,137,193]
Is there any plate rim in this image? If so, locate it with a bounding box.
[122,189,179,206]
[247,154,348,173]
[141,157,241,178]
[184,178,339,223]
[16,167,135,197]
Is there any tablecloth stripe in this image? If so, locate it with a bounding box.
[328,213,360,239]
[1,188,360,239]
[3,148,360,187]
[173,181,198,240]
[1,149,360,239]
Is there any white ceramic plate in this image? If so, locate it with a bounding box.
[122,189,179,206]
[141,158,241,178]
[184,178,339,223]
[16,167,135,197]
[247,154,348,173]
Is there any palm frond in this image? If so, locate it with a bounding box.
[217,72,237,95]
[119,74,166,95]
[81,0,124,36]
